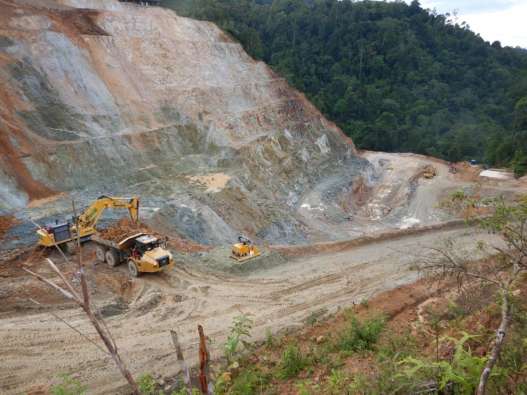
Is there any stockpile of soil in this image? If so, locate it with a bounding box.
[98,218,209,253]
[0,215,18,240]
[97,218,146,242]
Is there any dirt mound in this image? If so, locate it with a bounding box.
[98,218,145,242]
[99,218,210,253]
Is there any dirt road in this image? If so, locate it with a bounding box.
[0,226,502,394]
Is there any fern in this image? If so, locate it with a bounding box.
[398,332,489,394]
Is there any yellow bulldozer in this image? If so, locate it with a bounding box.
[36,195,139,252]
[230,236,261,262]
[422,165,437,179]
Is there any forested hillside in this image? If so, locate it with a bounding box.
[162,0,527,175]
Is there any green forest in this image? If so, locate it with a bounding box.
[161,0,527,176]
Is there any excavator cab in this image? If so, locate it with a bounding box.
[230,235,261,262]
[42,220,71,244]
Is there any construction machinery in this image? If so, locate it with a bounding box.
[92,232,173,277]
[230,236,261,262]
[422,165,437,179]
[36,195,139,251]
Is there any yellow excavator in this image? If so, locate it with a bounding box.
[36,195,139,251]
[230,236,261,262]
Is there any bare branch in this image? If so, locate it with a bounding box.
[24,200,140,394]
[23,268,78,301]
[45,258,83,302]
[477,290,511,395]
[27,298,109,355]
[171,330,193,394]
[94,308,118,351]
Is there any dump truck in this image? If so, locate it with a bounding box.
[92,232,174,277]
[37,195,139,252]
[230,236,261,262]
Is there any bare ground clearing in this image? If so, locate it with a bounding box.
[0,226,502,394]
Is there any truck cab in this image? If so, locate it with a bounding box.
[129,234,173,276]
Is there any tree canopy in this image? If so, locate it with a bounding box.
[162,0,527,175]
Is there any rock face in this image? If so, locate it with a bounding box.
[0,0,366,244]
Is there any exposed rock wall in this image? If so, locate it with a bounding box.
[0,0,365,244]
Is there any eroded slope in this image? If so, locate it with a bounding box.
[0,0,363,245]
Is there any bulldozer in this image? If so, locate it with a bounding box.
[230,236,261,262]
[36,195,139,252]
[422,165,437,179]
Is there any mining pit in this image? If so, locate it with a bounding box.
[1,0,526,393]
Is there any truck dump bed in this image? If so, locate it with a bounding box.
[91,232,145,251]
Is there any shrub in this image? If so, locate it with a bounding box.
[377,330,418,361]
[278,344,307,379]
[138,374,158,395]
[398,332,492,394]
[224,314,253,362]
[224,369,269,395]
[338,315,386,353]
[327,369,347,394]
[264,328,275,349]
[51,374,86,395]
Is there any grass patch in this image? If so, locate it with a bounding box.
[264,328,275,349]
[222,369,270,395]
[50,374,86,395]
[338,315,386,353]
[277,344,308,379]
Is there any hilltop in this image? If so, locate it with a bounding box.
[163,0,527,174]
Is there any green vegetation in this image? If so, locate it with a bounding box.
[162,0,527,175]
[212,197,527,393]
[138,374,158,395]
[212,268,527,393]
[264,327,275,349]
[224,314,253,362]
[338,314,385,353]
[50,374,86,395]
[228,369,270,394]
[398,333,490,394]
[278,343,308,379]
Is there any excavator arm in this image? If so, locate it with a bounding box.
[76,195,139,229]
[37,195,140,248]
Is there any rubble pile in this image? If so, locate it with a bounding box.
[98,219,209,253]
[97,219,146,242]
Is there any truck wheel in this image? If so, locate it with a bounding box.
[95,246,106,263]
[106,249,119,268]
[128,260,139,277]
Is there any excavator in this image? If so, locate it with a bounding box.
[230,235,261,262]
[36,195,139,252]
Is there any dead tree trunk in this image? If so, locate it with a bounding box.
[476,291,511,395]
[198,325,211,394]
[170,330,192,394]
[26,200,139,394]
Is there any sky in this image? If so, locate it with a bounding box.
[408,0,527,48]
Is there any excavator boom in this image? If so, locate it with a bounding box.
[37,195,140,248]
[76,195,139,229]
